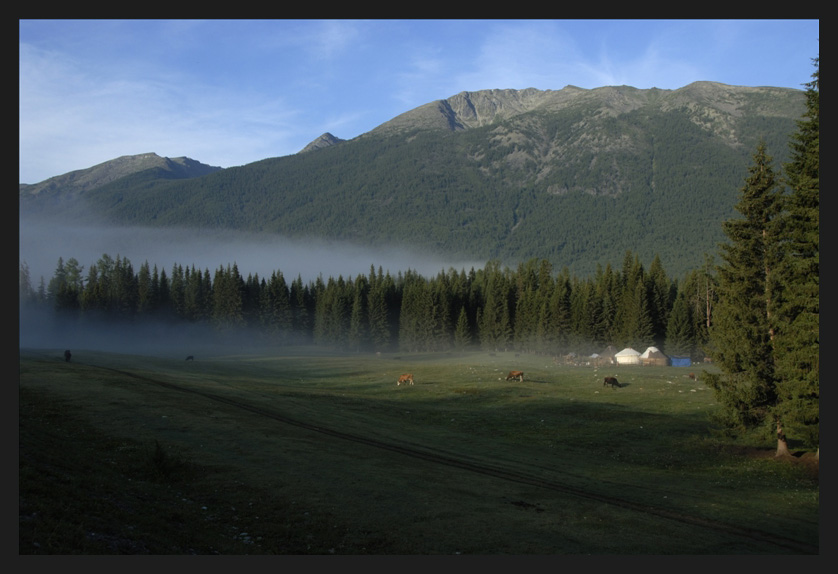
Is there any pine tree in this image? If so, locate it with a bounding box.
[242,272,262,327]
[148,264,161,316]
[512,260,541,352]
[49,257,84,313]
[81,264,102,313]
[614,251,644,347]
[112,256,137,319]
[64,258,85,292]
[347,274,369,352]
[545,269,573,353]
[647,255,673,347]
[398,272,424,352]
[428,274,453,351]
[46,257,67,305]
[260,270,292,339]
[157,267,171,319]
[773,57,819,453]
[169,264,185,319]
[314,275,350,346]
[479,262,512,352]
[705,142,786,453]
[632,278,656,350]
[212,264,245,329]
[137,261,153,315]
[367,267,395,352]
[290,275,313,341]
[183,265,207,321]
[665,291,694,357]
[453,305,472,350]
[19,261,36,306]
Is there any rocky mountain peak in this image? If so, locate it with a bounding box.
[299,132,346,153]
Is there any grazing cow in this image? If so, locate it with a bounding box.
[688,372,696,381]
[397,373,414,386]
[506,370,525,382]
[185,355,194,361]
[64,350,72,363]
[603,376,620,389]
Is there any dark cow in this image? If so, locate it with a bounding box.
[506,370,525,382]
[64,350,72,363]
[688,372,696,381]
[603,376,620,389]
[185,355,194,361]
[397,373,414,386]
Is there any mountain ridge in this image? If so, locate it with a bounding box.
[18,82,806,278]
[19,152,222,195]
[19,82,803,188]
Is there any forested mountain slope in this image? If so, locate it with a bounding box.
[19,82,805,278]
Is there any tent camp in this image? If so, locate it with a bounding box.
[640,346,669,366]
[614,347,641,365]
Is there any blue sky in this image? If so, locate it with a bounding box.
[19,19,818,185]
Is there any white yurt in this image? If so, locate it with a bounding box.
[614,347,641,365]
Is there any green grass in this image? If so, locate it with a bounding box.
[18,348,819,554]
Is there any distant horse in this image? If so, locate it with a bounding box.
[603,376,620,389]
[64,350,72,362]
[185,355,194,361]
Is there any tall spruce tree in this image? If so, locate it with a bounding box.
[453,305,472,350]
[290,275,313,340]
[705,142,786,453]
[665,291,694,357]
[773,57,819,454]
[367,267,395,352]
[137,261,153,315]
[347,274,369,352]
[46,257,67,305]
[19,262,36,306]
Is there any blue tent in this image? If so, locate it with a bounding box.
[670,356,691,367]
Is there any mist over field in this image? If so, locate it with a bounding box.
[18,305,269,358]
[19,213,483,287]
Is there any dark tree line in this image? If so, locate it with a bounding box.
[20,251,716,361]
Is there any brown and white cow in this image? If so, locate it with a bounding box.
[603,376,620,389]
[506,370,524,382]
[397,373,414,386]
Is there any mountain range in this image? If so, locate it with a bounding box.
[19,81,807,278]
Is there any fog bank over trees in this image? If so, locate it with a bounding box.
[19,214,482,287]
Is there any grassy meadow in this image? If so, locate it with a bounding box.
[18,347,819,555]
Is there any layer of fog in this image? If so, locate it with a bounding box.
[19,305,283,358]
[19,216,483,356]
[19,217,484,288]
